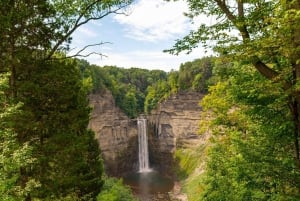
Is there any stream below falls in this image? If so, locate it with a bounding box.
[123,170,174,201]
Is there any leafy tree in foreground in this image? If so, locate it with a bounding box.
[16,59,104,200]
[166,0,300,166]
[197,63,300,200]
[1,0,132,199]
[0,0,132,96]
[0,74,38,200]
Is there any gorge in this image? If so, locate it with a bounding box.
[88,89,207,199]
[88,90,205,176]
[124,116,174,200]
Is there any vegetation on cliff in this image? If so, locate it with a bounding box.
[79,56,214,117]
[79,61,167,118]
[144,56,214,113]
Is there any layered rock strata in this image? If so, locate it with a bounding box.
[88,90,206,177]
[147,91,204,175]
[88,91,138,176]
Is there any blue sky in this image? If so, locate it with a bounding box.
[69,0,212,72]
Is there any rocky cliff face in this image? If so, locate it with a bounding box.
[88,90,206,177]
[88,91,138,176]
[147,91,205,175]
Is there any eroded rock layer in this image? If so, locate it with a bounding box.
[88,91,206,177]
[147,92,204,175]
[88,91,138,176]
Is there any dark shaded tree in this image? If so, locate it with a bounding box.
[15,59,104,200]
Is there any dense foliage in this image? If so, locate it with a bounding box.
[78,57,214,116]
[0,0,132,200]
[144,57,214,113]
[0,74,37,200]
[79,61,168,118]
[97,178,137,201]
[198,62,300,200]
[165,0,300,200]
[1,0,300,200]
[167,0,300,166]
[17,60,105,200]
[173,59,300,200]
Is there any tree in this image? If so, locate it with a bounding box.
[122,89,138,118]
[195,63,300,200]
[144,81,170,113]
[167,70,179,94]
[166,0,300,167]
[178,62,193,90]
[1,0,132,198]
[0,0,132,96]
[177,57,214,92]
[0,74,39,200]
[15,59,104,200]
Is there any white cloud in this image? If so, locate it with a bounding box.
[87,48,212,72]
[114,0,190,42]
[68,0,215,70]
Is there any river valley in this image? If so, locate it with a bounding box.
[88,91,205,200]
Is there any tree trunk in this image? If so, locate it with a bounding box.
[10,64,17,98]
[8,39,17,98]
[290,97,300,168]
[291,0,300,167]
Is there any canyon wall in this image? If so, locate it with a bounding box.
[147,91,205,175]
[88,91,138,176]
[88,90,207,177]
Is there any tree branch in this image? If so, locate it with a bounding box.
[214,0,236,23]
[65,42,111,59]
[214,0,285,85]
[65,52,108,59]
[252,59,279,80]
[46,1,130,60]
[237,0,250,39]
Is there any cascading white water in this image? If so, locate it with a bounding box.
[137,118,150,172]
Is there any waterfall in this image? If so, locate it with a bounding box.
[137,118,150,172]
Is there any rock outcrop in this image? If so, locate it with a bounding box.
[147,91,205,175]
[88,90,206,177]
[88,91,138,176]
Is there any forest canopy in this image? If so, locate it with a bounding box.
[79,56,214,117]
